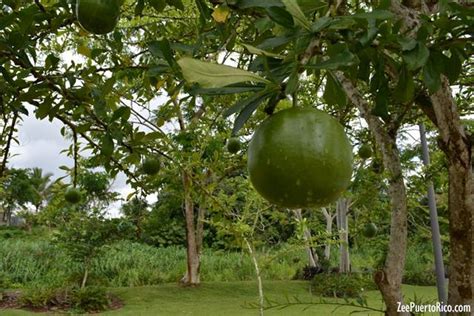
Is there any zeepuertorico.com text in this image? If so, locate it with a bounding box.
[397,302,471,314]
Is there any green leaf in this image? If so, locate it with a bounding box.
[257,35,295,50]
[423,55,442,93]
[135,0,145,16]
[232,93,272,135]
[397,37,417,51]
[149,39,176,68]
[102,77,116,95]
[177,57,270,88]
[76,123,92,134]
[311,17,332,33]
[45,54,60,70]
[149,0,166,12]
[352,9,393,20]
[284,70,299,95]
[195,0,211,24]
[403,42,429,70]
[266,7,294,28]
[111,106,131,122]
[297,0,327,12]
[35,97,53,119]
[101,134,114,157]
[224,89,273,117]
[305,48,356,70]
[327,17,356,30]
[359,19,377,46]
[444,50,462,83]
[190,84,265,95]
[372,80,389,119]
[242,44,283,58]
[393,66,414,103]
[282,0,311,30]
[323,72,347,107]
[236,0,284,9]
[165,0,184,10]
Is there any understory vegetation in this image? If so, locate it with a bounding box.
[1,229,439,286]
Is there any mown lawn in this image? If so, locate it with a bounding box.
[1,281,437,315]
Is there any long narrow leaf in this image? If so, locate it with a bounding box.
[232,92,273,135]
[191,84,265,96]
[282,0,311,30]
[178,57,270,88]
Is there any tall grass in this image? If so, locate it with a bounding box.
[0,234,437,289]
[0,239,304,288]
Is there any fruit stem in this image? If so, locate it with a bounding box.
[73,128,78,189]
[292,92,298,108]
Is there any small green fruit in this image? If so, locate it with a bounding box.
[358,144,372,159]
[65,188,82,204]
[142,159,160,175]
[363,223,378,238]
[76,0,121,35]
[227,137,241,154]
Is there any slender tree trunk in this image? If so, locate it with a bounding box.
[181,172,200,285]
[81,259,90,289]
[0,112,18,179]
[419,123,448,310]
[336,72,409,316]
[245,238,264,316]
[293,209,318,267]
[321,207,335,260]
[426,78,473,311]
[336,198,351,273]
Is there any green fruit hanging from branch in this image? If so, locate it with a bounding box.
[248,107,353,208]
[64,188,82,204]
[76,0,121,35]
[226,137,241,154]
[142,158,161,176]
[358,144,372,159]
[363,223,378,238]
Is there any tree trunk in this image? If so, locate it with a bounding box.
[293,209,318,268]
[427,78,473,311]
[195,206,206,256]
[336,72,409,316]
[321,207,335,260]
[181,172,200,285]
[388,0,473,310]
[336,198,351,273]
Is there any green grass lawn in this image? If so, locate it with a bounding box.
[1,281,437,316]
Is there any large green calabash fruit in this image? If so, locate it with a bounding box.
[76,0,121,35]
[248,107,353,209]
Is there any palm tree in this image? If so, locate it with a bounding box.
[29,168,53,212]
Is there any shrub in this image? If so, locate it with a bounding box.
[71,286,110,313]
[311,273,376,298]
[0,227,27,240]
[403,243,437,286]
[293,265,323,280]
[19,285,111,312]
[20,285,70,308]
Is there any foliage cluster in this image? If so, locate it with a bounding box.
[19,285,110,313]
[311,273,377,299]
